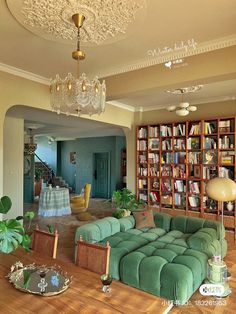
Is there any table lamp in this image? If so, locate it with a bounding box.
[205,177,236,297]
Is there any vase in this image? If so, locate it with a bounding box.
[226,201,234,211]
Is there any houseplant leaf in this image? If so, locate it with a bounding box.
[0,219,24,253]
[0,196,12,214]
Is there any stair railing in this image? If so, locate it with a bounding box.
[34,153,54,183]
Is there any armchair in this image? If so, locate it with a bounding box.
[71,183,92,220]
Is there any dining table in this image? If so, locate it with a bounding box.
[38,187,71,217]
[0,248,172,314]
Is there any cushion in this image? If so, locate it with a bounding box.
[133,210,155,229]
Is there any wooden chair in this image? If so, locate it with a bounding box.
[32,225,59,259]
[76,236,110,275]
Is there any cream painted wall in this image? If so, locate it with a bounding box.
[3,116,24,219]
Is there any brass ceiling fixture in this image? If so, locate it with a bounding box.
[50,14,106,116]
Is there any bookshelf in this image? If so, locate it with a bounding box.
[121,149,127,188]
[136,117,236,238]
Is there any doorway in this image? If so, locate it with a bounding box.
[93,152,110,198]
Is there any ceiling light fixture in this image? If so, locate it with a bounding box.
[166,85,203,116]
[50,14,106,117]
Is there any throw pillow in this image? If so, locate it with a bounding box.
[133,210,155,229]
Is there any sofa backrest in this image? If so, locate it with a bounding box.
[170,215,224,239]
[75,217,120,243]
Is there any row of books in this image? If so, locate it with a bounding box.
[173,138,186,150]
[219,120,231,133]
[138,153,147,163]
[188,181,200,194]
[219,136,234,149]
[220,151,235,164]
[189,123,201,135]
[203,137,217,149]
[137,140,147,150]
[173,152,186,164]
[204,122,216,134]
[174,180,186,192]
[148,153,159,163]
[149,126,159,137]
[149,192,159,203]
[162,139,172,150]
[160,125,172,137]
[149,166,160,176]
[138,127,148,138]
[161,165,172,176]
[174,193,186,206]
[188,196,200,207]
[202,166,217,179]
[173,165,186,178]
[138,179,147,189]
[173,124,186,136]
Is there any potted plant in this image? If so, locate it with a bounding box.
[112,188,145,219]
[0,195,34,253]
[34,168,43,196]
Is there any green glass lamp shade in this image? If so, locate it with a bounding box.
[206,177,236,202]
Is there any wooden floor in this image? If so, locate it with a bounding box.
[27,200,236,314]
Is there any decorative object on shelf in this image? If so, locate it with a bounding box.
[205,177,236,297]
[7,262,71,296]
[227,201,234,211]
[0,196,33,253]
[24,129,37,155]
[166,85,203,116]
[50,13,106,116]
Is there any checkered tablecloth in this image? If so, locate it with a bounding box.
[38,187,71,217]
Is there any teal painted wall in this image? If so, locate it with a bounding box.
[60,140,77,191]
[35,137,57,173]
[60,136,126,198]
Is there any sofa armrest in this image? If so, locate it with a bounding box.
[186,227,227,258]
[119,216,135,231]
[153,212,172,231]
[75,217,120,243]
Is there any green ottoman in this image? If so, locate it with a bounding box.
[120,241,208,305]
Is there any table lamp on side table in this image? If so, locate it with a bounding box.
[206,177,236,297]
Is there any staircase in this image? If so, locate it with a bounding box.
[35,156,74,193]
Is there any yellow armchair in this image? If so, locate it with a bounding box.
[71,184,91,215]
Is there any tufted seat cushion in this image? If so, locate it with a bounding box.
[99,227,166,279]
[120,241,208,305]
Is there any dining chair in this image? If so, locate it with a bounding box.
[76,236,110,275]
[32,225,59,259]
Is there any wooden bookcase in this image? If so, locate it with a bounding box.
[136,117,236,238]
[121,149,127,188]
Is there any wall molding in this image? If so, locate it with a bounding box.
[0,63,50,85]
[96,35,236,78]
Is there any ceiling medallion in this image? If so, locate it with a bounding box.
[166,85,203,117]
[166,85,203,95]
[7,0,144,45]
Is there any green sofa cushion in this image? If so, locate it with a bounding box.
[153,212,172,231]
[74,217,120,243]
[119,216,135,231]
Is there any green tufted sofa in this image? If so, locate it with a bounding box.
[74,212,227,304]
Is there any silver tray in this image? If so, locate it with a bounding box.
[7,261,72,296]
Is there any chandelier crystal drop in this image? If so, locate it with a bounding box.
[50,14,106,116]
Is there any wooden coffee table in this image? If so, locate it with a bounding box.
[0,248,173,314]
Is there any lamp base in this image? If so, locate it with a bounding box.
[206,259,231,297]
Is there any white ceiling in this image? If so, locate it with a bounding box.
[1,0,236,136]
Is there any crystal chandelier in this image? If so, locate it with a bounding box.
[166,86,202,116]
[50,14,106,116]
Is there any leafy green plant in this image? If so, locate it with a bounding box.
[0,196,32,253]
[112,188,145,211]
[46,224,54,234]
[35,168,43,181]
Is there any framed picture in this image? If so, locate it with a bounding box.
[70,152,76,164]
[193,165,201,178]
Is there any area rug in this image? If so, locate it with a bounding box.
[24,198,113,263]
